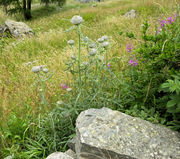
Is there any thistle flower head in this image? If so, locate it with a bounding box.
[83,36,89,42]
[42,68,49,73]
[102,41,109,48]
[68,40,75,45]
[102,35,108,41]
[88,48,97,56]
[32,66,41,73]
[89,43,96,48]
[98,38,104,43]
[70,15,83,25]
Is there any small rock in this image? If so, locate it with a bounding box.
[46,152,74,159]
[5,20,34,38]
[65,149,77,159]
[123,9,137,18]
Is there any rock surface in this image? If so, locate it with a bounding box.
[123,9,137,18]
[46,152,74,159]
[65,149,77,159]
[75,107,180,159]
[5,20,34,38]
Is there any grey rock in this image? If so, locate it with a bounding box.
[65,149,77,159]
[46,152,74,159]
[75,107,180,159]
[5,20,34,38]
[68,137,76,152]
[123,9,137,18]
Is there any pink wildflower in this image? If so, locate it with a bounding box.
[129,59,138,66]
[107,63,111,69]
[61,83,69,89]
[127,43,133,52]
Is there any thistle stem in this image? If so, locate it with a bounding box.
[78,26,82,87]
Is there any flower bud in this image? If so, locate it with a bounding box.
[89,43,96,48]
[68,40,75,45]
[102,35,108,41]
[42,68,49,73]
[70,15,83,25]
[102,41,109,48]
[32,66,41,73]
[98,38,104,43]
[88,48,97,56]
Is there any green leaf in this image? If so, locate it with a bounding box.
[167,100,176,108]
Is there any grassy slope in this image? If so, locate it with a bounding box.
[0,0,178,121]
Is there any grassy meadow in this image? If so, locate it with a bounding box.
[0,0,179,158]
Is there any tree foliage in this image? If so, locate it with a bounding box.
[0,0,66,20]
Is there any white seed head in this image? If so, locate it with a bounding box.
[68,40,75,45]
[102,35,108,41]
[88,48,97,56]
[66,88,72,92]
[89,43,96,48]
[42,68,49,73]
[98,38,104,43]
[32,66,41,73]
[70,15,84,25]
[102,41,109,48]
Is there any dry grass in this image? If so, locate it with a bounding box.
[0,0,179,120]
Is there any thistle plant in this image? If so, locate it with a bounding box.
[31,65,54,112]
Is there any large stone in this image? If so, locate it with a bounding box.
[5,20,34,38]
[123,9,137,18]
[46,152,74,159]
[75,107,180,159]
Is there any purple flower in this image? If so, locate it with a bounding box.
[167,17,175,24]
[175,13,178,19]
[129,59,138,66]
[61,83,69,89]
[127,43,133,52]
[159,19,167,27]
[107,63,111,69]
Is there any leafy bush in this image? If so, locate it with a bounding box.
[122,13,180,130]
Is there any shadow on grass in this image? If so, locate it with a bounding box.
[31,5,60,20]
